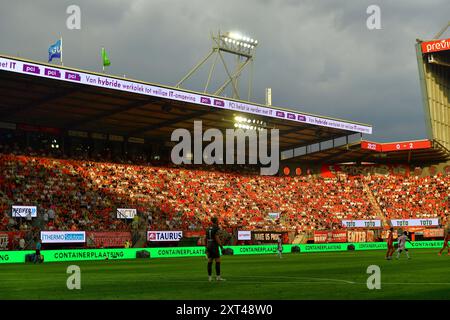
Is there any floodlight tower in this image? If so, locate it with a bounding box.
[176,31,259,101]
[433,21,450,39]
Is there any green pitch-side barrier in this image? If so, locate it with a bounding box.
[0,241,444,264]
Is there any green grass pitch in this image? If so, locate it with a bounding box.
[1,249,449,300]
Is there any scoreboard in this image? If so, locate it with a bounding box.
[361,140,432,153]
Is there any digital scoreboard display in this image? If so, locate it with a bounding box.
[361,140,432,152]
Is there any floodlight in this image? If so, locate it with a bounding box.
[229,32,242,40]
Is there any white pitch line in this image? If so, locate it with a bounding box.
[379,282,450,285]
[231,275,356,284]
[1,278,450,286]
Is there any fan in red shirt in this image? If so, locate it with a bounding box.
[438,232,449,256]
[386,227,395,260]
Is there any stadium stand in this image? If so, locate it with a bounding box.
[366,174,450,221]
[2,145,448,239]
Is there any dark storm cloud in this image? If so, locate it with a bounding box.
[0,0,449,141]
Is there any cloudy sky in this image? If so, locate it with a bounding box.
[1,0,449,142]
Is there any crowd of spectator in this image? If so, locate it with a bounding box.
[366,173,450,223]
[0,152,449,234]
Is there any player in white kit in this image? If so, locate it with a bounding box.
[396,231,412,260]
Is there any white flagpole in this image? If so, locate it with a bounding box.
[60,37,64,66]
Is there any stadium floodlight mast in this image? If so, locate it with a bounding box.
[176,30,259,101]
[433,21,450,39]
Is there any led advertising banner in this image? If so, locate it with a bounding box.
[41,231,86,243]
[12,205,37,218]
[148,247,206,258]
[0,241,445,264]
[361,140,432,152]
[342,220,382,228]
[44,249,135,262]
[390,219,440,227]
[0,56,372,134]
[380,140,432,152]
[0,250,34,264]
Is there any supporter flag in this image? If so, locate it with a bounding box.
[48,39,62,62]
[101,47,111,70]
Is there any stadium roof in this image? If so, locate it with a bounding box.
[287,139,450,165]
[0,55,372,152]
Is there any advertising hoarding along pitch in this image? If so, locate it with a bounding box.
[41,231,86,243]
[0,56,372,134]
[0,241,445,264]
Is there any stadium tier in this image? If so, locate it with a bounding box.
[1,153,448,237]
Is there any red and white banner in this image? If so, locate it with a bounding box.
[329,231,347,243]
[183,231,205,238]
[421,38,450,54]
[366,230,375,242]
[314,231,328,243]
[314,231,347,243]
[361,141,382,152]
[86,232,131,248]
[423,229,445,238]
[361,140,432,153]
[347,230,367,243]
